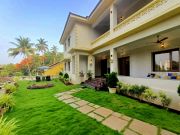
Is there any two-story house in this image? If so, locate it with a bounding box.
[60,0,180,109]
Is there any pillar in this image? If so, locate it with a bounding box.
[110,3,117,33]
[110,48,118,73]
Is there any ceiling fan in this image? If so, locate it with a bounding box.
[151,35,168,48]
[152,35,168,44]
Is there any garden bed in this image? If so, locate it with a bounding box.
[27,83,54,89]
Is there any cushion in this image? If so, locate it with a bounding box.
[168,73,173,76]
[176,75,180,80]
[171,76,177,80]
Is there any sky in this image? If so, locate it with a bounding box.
[0,0,99,64]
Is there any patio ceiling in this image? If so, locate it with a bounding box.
[116,27,180,53]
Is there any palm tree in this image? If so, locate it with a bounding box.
[51,45,58,64]
[36,38,48,65]
[8,36,34,77]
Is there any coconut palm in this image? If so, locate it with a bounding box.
[8,36,34,77]
[36,38,48,65]
[51,45,58,64]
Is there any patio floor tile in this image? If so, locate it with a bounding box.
[129,119,157,135]
[124,129,139,135]
[75,100,89,107]
[94,107,113,118]
[88,112,104,122]
[161,129,177,135]
[102,115,128,131]
[78,105,95,114]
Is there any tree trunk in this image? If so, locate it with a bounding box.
[25,56,32,80]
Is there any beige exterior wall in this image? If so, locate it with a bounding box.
[76,23,99,49]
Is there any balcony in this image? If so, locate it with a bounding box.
[91,0,180,49]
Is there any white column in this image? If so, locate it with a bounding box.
[88,55,95,78]
[75,54,80,77]
[110,48,118,73]
[110,3,117,33]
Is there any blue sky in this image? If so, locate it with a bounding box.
[0,0,99,64]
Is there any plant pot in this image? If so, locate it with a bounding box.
[108,87,116,94]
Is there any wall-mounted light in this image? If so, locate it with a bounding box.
[89,58,93,65]
[160,42,165,48]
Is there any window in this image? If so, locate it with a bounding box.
[68,37,71,47]
[153,49,180,72]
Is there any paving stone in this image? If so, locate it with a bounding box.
[63,98,77,104]
[75,100,89,107]
[55,93,65,97]
[59,94,73,100]
[94,107,113,118]
[124,129,139,135]
[69,103,79,108]
[73,97,81,101]
[121,115,132,121]
[129,119,157,135]
[94,105,100,108]
[88,112,104,122]
[88,103,95,106]
[161,129,177,135]
[78,105,95,114]
[102,115,128,131]
[112,112,122,118]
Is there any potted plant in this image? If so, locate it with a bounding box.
[63,73,69,85]
[87,70,93,80]
[178,84,180,96]
[79,71,84,83]
[106,72,118,93]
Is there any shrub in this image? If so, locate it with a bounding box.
[4,83,17,94]
[0,117,17,135]
[143,89,157,103]
[159,91,172,109]
[13,77,20,83]
[118,83,130,95]
[46,76,51,81]
[178,85,180,96]
[14,72,23,76]
[79,71,84,77]
[59,72,63,76]
[36,76,41,82]
[105,72,118,88]
[87,70,93,80]
[0,94,15,111]
[63,73,69,79]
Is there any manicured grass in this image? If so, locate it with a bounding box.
[5,81,120,135]
[73,88,180,134]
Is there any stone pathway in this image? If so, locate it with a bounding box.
[55,88,177,135]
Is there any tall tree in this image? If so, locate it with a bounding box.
[36,38,48,65]
[8,36,34,77]
[51,45,58,64]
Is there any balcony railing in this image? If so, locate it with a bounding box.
[91,0,179,48]
[91,31,110,46]
[114,0,169,32]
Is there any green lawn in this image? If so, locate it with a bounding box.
[73,88,180,134]
[5,81,120,135]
